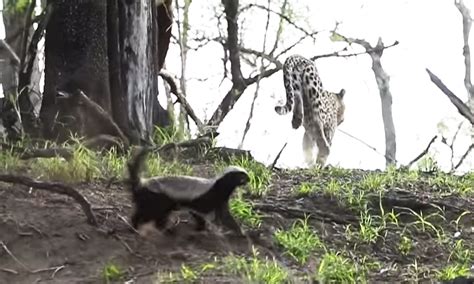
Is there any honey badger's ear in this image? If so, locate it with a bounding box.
[337,89,345,99]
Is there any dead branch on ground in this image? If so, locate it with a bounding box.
[0,174,97,226]
[253,202,359,225]
[426,69,474,125]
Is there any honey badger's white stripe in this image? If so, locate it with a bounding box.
[140,166,248,201]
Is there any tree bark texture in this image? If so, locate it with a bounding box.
[351,37,397,167]
[207,0,247,127]
[119,0,159,142]
[371,49,397,166]
[37,0,168,143]
[41,0,112,140]
[0,0,26,139]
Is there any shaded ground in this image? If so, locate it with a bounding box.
[0,162,473,283]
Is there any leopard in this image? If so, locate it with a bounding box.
[275,54,346,167]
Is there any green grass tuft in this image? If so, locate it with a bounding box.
[223,247,289,284]
[230,197,262,228]
[274,216,324,264]
[316,252,367,283]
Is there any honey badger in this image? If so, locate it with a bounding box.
[127,147,250,235]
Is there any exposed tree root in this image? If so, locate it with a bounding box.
[253,202,359,225]
[0,174,97,226]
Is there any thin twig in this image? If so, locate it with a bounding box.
[337,128,397,164]
[0,241,30,272]
[406,136,438,168]
[240,3,317,38]
[453,143,474,171]
[239,0,272,149]
[51,265,65,278]
[268,142,288,171]
[117,213,139,234]
[0,268,18,274]
[426,68,474,125]
[0,39,20,66]
[158,70,205,132]
[31,265,65,274]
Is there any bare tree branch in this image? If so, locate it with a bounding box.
[453,143,473,171]
[426,68,474,125]
[454,0,473,97]
[0,39,20,66]
[406,135,438,169]
[159,70,205,133]
[239,0,272,149]
[336,33,398,166]
[268,142,288,171]
[207,0,247,127]
[268,0,288,57]
[310,41,399,61]
[239,3,318,39]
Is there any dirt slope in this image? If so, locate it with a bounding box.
[0,165,473,283]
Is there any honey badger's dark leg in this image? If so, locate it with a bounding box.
[190,212,207,231]
[215,203,243,235]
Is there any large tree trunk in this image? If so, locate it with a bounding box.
[370,40,397,167]
[153,0,172,128]
[0,0,27,139]
[40,0,113,140]
[119,0,159,143]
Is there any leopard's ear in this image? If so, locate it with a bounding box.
[337,89,345,99]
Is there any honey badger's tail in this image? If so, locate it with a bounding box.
[127,146,149,193]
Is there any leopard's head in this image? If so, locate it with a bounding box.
[335,89,345,125]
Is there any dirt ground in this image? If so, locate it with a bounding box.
[0,163,473,284]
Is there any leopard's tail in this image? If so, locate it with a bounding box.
[275,56,304,129]
[274,57,296,115]
[127,146,150,194]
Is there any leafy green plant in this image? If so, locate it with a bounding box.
[398,234,413,256]
[0,149,20,172]
[100,148,129,179]
[216,156,272,197]
[316,251,367,283]
[358,173,387,192]
[223,247,289,284]
[437,264,471,282]
[152,125,187,145]
[416,155,439,172]
[156,262,217,283]
[103,263,124,283]
[448,239,472,265]
[145,151,193,176]
[324,179,344,196]
[31,144,101,182]
[294,182,314,197]
[229,197,262,228]
[274,216,324,264]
